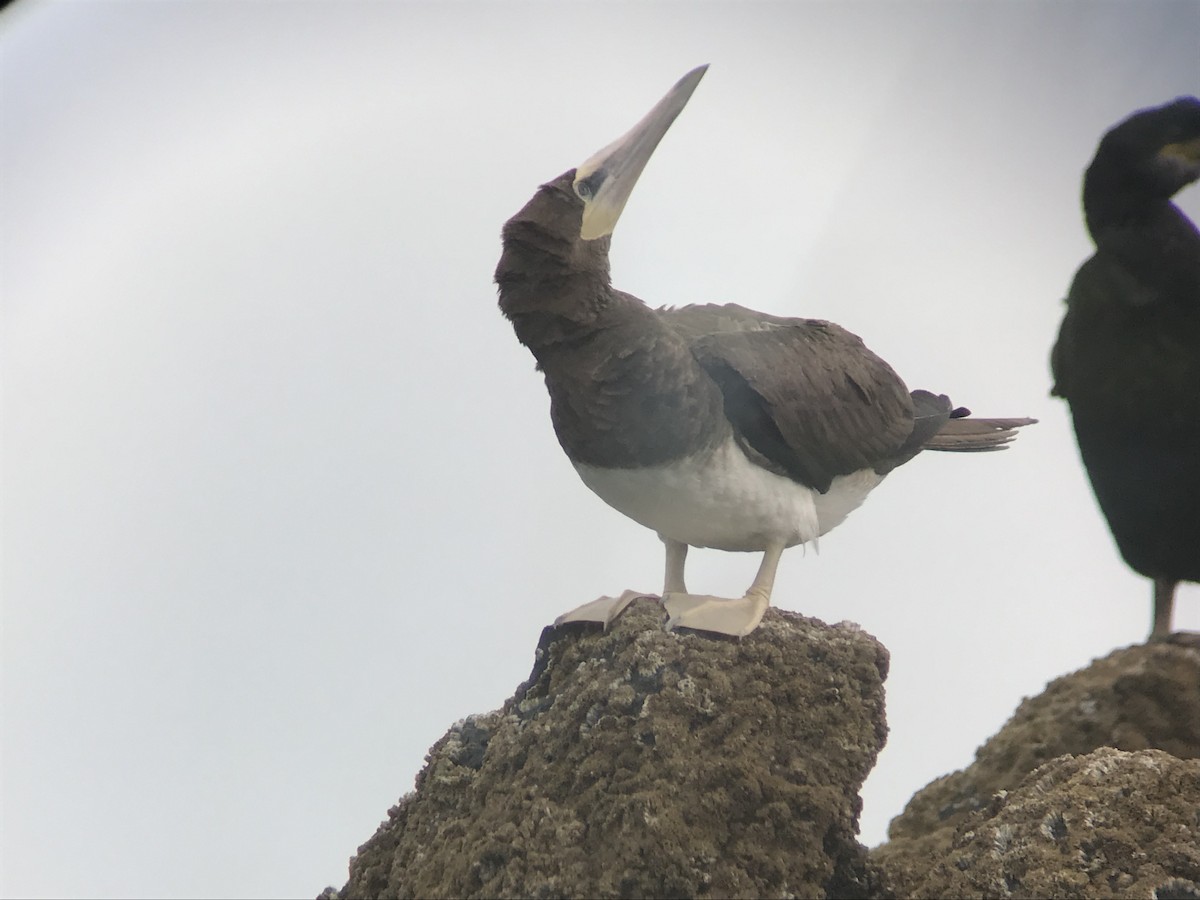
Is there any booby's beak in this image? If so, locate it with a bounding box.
[574,65,708,241]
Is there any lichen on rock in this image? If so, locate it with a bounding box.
[873,641,1200,899]
[327,613,1200,900]
[876,747,1200,899]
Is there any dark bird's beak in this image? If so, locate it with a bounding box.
[574,65,708,240]
[1159,134,1200,179]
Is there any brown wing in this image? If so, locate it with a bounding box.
[660,303,916,492]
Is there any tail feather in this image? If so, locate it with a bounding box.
[925,415,1038,452]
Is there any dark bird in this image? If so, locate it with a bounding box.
[496,66,1035,636]
[1052,96,1200,642]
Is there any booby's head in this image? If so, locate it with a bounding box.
[1087,96,1200,200]
[573,65,708,240]
[497,66,708,316]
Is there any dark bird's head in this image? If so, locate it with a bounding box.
[1084,96,1200,218]
[496,66,707,319]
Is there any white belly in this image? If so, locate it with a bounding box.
[573,437,884,552]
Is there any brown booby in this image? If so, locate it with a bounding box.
[496,66,1035,637]
[1051,96,1200,642]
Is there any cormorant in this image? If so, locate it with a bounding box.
[497,66,1035,637]
[1051,96,1200,641]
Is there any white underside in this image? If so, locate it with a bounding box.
[574,436,884,552]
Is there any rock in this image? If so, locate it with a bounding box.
[874,641,1200,897]
[335,599,890,899]
[876,747,1200,899]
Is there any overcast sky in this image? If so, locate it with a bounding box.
[4,1,1199,897]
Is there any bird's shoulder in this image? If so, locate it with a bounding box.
[657,301,852,339]
[657,302,901,401]
[656,303,915,492]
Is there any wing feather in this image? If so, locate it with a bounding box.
[661,304,915,492]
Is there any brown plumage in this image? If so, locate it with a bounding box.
[496,67,1035,636]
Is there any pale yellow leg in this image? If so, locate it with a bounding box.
[663,541,785,637]
[663,537,689,594]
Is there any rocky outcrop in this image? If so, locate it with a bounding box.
[875,748,1200,899]
[328,614,1200,900]
[335,599,890,899]
[874,641,1200,899]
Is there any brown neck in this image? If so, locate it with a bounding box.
[495,178,726,467]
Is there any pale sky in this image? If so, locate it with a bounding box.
[4,1,1199,897]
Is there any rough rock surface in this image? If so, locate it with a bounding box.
[876,747,1200,899]
[874,641,1200,898]
[336,599,890,899]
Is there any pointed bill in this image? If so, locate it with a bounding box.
[1160,134,1200,178]
[575,65,708,240]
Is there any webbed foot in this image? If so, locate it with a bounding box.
[1153,630,1200,649]
[554,590,655,629]
[663,591,769,637]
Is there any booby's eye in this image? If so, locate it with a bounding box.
[574,169,606,201]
